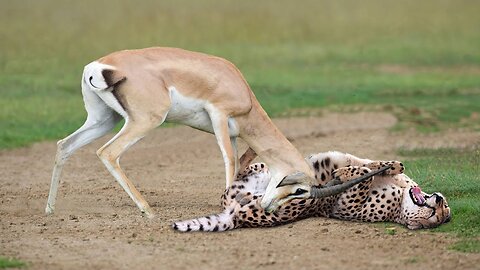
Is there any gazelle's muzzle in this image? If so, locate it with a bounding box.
[261,190,295,213]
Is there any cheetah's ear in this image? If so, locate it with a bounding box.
[276,172,307,188]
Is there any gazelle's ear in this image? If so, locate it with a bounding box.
[276,172,307,188]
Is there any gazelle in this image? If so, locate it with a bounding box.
[46,47,349,217]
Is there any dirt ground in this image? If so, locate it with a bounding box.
[1,112,479,270]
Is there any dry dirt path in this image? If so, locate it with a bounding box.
[1,112,479,269]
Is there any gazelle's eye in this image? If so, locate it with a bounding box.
[291,188,307,196]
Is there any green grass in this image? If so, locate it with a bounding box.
[0,257,26,269]
[1,0,480,148]
[399,148,480,252]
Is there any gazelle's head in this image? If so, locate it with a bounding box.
[260,166,392,213]
[260,172,314,213]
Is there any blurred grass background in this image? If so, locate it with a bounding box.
[1,0,479,148]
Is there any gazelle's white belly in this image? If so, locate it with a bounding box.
[165,86,239,136]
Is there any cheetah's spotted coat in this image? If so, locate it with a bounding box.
[173,151,451,232]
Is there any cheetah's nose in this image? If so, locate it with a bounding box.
[444,215,451,223]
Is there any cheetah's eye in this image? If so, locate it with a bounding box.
[291,188,308,196]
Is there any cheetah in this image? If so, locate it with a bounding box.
[173,151,451,232]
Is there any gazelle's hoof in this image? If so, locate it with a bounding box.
[141,208,155,219]
[45,205,55,215]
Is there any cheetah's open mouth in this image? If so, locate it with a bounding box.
[409,186,426,206]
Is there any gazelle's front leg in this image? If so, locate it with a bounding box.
[230,136,240,180]
[207,106,237,188]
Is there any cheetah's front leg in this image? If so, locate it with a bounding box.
[363,160,404,175]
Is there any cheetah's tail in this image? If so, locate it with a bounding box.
[172,208,235,232]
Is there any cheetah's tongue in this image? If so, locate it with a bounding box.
[412,186,426,205]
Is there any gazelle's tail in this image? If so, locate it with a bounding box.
[172,208,235,232]
[83,61,126,91]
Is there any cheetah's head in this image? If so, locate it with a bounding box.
[402,186,451,229]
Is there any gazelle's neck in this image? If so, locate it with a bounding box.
[237,98,313,179]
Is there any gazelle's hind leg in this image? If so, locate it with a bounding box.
[96,118,166,218]
[46,91,120,214]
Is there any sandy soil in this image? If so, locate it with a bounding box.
[1,112,479,270]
